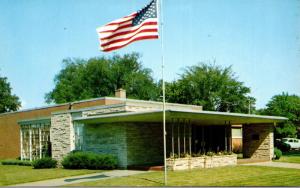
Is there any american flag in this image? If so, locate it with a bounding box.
[97,0,159,52]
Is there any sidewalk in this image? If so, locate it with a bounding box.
[241,161,300,169]
[10,170,149,186]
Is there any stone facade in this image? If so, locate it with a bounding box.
[167,155,237,170]
[82,122,163,168]
[243,124,274,160]
[82,106,126,117]
[50,112,74,163]
[83,123,128,167]
[126,123,163,166]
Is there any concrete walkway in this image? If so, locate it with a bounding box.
[10,170,149,187]
[241,161,300,169]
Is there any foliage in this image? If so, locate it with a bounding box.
[1,160,32,166]
[45,53,160,104]
[165,63,255,113]
[32,157,57,169]
[61,152,117,170]
[274,148,282,160]
[259,93,300,138]
[274,139,291,152]
[0,75,21,113]
[169,151,233,158]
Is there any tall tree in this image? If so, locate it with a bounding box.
[45,53,160,104]
[259,93,300,138]
[165,63,255,113]
[0,75,21,112]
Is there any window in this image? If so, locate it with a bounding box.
[232,128,242,138]
[74,123,84,150]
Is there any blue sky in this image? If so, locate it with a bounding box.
[0,0,299,110]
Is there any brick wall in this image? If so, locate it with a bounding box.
[243,124,274,160]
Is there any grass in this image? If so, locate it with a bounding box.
[69,166,300,186]
[0,164,104,186]
[275,151,300,163]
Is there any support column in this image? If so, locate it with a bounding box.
[183,120,186,154]
[201,126,205,153]
[228,124,232,152]
[189,120,192,155]
[29,127,32,161]
[171,119,174,157]
[177,119,180,158]
[20,128,23,160]
[39,127,42,159]
[225,125,228,151]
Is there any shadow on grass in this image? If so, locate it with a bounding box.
[138,177,164,185]
[283,151,300,157]
[64,174,108,182]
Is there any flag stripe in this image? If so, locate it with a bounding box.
[101,28,158,47]
[99,18,157,36]
[101,32,158,50]
[100,21,158,40]
[97,0,158,52]
[104,12,137,26]
[102,35,159,52]
[101,24,158,44]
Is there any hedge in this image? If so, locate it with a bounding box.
[61,151,117,170]
[1,160,32,166]
[32,157,57,169]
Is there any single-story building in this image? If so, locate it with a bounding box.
[0,89,287,169]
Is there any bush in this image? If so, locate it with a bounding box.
[1,160,32,166]
[275,140,291,152]
[32,157,57,169]
[61,152,117,170]
[274,147,282,160]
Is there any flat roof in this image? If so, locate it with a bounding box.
[74,109,287,125]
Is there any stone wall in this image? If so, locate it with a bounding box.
[82,106,126,117]
[83,123,128,167]
[167,155,237,170]
[243,124,274,160]
[50,112,73,163]
[126,123,163,166]
[82,122,163,168]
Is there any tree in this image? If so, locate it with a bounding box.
[45,53,160,104]
[0,75,21,113]
[165,63,255,113]
[259,93,300,138]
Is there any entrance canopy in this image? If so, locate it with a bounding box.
[74,109,287,125]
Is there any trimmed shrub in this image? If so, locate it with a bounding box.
[1,160,32,166]
[62,152,117,170]
[274,147,282,160]
[32,157,57,169]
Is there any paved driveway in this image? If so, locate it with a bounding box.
[241,161,300,169]
[10,170,149,186]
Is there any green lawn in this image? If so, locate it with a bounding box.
[276,151,300,163]
[69,166,300,186]
[0,164,104,186]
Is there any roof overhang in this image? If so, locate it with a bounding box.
[73,110,287,126]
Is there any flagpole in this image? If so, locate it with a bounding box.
[157,0,167,185]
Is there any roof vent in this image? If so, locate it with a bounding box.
[115,88,126,98]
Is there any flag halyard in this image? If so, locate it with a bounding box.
[97,0,158,52]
